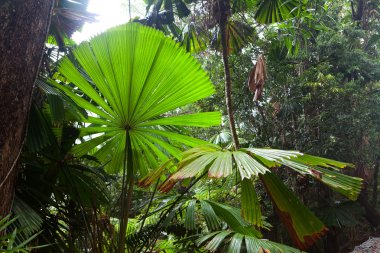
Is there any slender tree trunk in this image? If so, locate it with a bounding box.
[218,0,240,150]
[351,0,365,21]
[372,157,379,206]
[0,0,54,217]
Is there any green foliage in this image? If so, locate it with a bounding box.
[20,102,113,252]
[51,22,222,252]
[254,0,305,24]
[10,197,43,245]
[54,23,220,175]
[0,215,44,253]
[197,230,303,253]
[205,200,262,237]
[15,0,380,252]
[190,1,380,251]
[168,145,361,248]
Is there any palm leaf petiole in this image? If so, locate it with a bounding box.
[118,130,134,253]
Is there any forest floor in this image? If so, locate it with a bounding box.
[350,237,380,253]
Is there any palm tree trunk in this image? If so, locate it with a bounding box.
[218,1,240,150]
[118,131,134,253]
[0,0,54,217]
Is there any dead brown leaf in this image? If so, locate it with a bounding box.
[248,55,267,101]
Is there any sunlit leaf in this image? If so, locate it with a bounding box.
[54,23,219,174]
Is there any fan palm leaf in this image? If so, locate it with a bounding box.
[143,144,362,249]
[53,22,220,251]
[53,23,221,175]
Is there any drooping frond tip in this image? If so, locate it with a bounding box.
[261,172,328,250]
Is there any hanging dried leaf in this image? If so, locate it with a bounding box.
[248,55,267,101]
[272,101,281,117]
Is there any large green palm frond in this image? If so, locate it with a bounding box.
[170,145,362,200]
[54,23,221,175]
[144,145,362,249]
